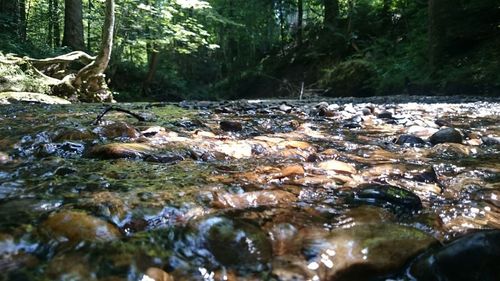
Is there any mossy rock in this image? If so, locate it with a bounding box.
[321,59,378,97]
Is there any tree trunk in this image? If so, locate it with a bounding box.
[19,0,26,40]
[54,0,61,47]
[52,0,115,102]
[0,0,19,37]
[296,0,303,47]
[63,0,85,51]
[428,0,450,70]
[323,0,339,29]
[48,0,54,47]
[143,46,160,95]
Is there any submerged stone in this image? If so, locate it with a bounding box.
[99,122,141,139]
[302,223,436,281]
[318,159,356,174]
[429,128,463,145]
[350,184,422,212]
[410,230,500,281]
[428,143,471,158]
[0,152,11,164]
[41,210,121,244]
[212,190,297,209]
[87,143,154,159]
[144,267,174,281]
[198,216,272,270]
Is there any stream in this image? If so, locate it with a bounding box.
[0,96,499,281]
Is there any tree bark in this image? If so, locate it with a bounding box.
[63,0,85,51]
[428,0,450,70]
[54,0,61,47]
[19,0,26,40]
[323,0,339,29]
[0,0,19,37]
[296,0,303,47]
[48,0,54,47]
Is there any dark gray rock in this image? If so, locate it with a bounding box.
[220,120,243,132]
[429,128,463,145]
[394,134,426,147]
[410,230,500,281]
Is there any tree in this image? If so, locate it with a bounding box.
[323,0,339,30]
[63,0,85,50]
[296,0,303,46]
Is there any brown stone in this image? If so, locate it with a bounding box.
[145,267,174,281]
[41,210,121,244]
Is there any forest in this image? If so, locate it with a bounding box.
[1,0,499,102]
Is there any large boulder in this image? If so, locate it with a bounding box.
[302,223,436,281]
[410,230,500,281]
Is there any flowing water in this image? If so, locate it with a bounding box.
[0,96,499,281]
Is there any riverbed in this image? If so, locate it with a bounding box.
[0,96,499,281]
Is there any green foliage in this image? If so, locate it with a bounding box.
[320,59,378,97]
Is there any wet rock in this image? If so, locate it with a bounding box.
[407,125,439,138]
[481,136,500,146]
[429,128,463,145]
[145,153,185,163]
[0,151,11,164]
[394,134,426,147]
[349,184,422,213]
[277,165,305,178]
[216,142,253,159]
[0,233,38,273]
[428,143,471,158]
[302,223,436,281]
[144,267,174,281]
[279,104,293,113]
[36,141,86,158]
[361,108,372,116]
[87,143,154,159]
[318,159,356,174]
[212,190,297,209]
[80,191,128,220]
[220,120,243,132]
[410,230,500,281]
[377,111,393,119]
[53,128,96,142]
[269,223,301,256]
[98,122,141,139]
[46,253,95,281]
[199,216,272,270]
[41,210,121,244]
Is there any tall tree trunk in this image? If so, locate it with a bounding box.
[53,0,61,47]
[71,0,114,101]
[0,0,19,37]
[296,0,303,47]
[143,45,160,95]
[428,0,450,71]
[278,0,286,54]
[87,0,92,52]
[63,0,85,51]
[19,0,26,40]
[48,0,54,47]
[323,0,339,30]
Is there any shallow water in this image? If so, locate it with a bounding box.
[0,96,499,281]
